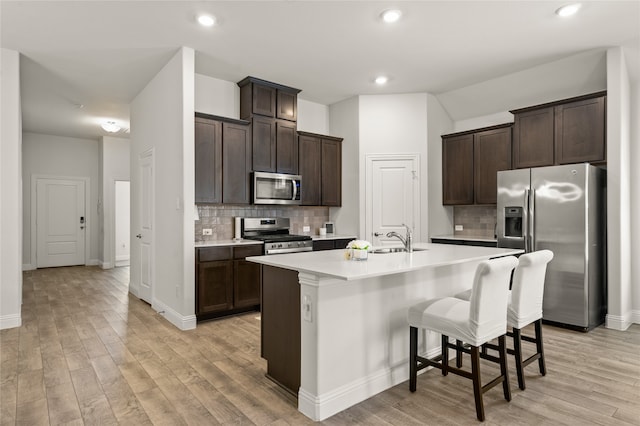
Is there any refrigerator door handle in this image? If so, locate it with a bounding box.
[524,189,530,252]
[530,189,536,252]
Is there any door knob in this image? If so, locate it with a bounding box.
[374,232,383,237]
[136,234,142,239]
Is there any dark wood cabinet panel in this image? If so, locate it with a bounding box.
[276,120,298,174]
[321,139,342,206]
[442,134,474,205]
[474,127,512,204]
[252,84,276,117]
[251,116,277,172]
[555,96,605,164]
[234,259,261,308]
[197,260,233,315]
[298,134,321,205]
[222,122,252,204]
[277,90,297,121]
[195,117,222,204]
[312,240,334,251]
[512,107,555,169]
[261,265,301,395]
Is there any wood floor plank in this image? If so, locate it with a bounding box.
[4,265,640,425]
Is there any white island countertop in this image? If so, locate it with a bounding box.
[247,242,522,281]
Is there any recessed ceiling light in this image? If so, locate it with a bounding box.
[101,121,120,133]
[375,76,388,85]
[197,14,215,27]
[555,3,581,17]
[381,9,402,23]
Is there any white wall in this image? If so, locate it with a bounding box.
[130,47,195,330]
[453,111,514,133]
[329,96,360,237]
[194,73,239,118]
[101,136,130,268]
[631,81,640,323]
[426,94,454,238]
[298,99,330,135]
[22,132,100,268]
[1,48,23,329]
[115,181,130,263]
[606,47,632,330]
[358,94,429,242]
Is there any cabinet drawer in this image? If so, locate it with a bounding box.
[198,247,232,262]
[234,245,263,259]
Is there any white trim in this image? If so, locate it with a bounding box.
[364,153,421,244]
[605,312,633,330]
[22,263,35,271]
[0,313,22,330]
[153,298,196,331]
[31,174,91,268]
[101,261,114,269]
[631,310,640,325]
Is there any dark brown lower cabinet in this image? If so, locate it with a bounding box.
[312,238,355,251]
[261,265,300,395]
[196,245,262,321]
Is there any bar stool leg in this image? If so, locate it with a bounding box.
[512,327,525,390]
[470,345,484,422]
[409,326,418,392]
[456,339,463,368]
[441,334,449,376]
[535,319,546,376]
[498,335,511,401]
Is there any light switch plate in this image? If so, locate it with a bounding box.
[455,225,463,231]
[303,226,310,233]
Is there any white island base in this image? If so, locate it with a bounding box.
[248,243,522,421]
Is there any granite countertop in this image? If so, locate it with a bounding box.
[195,239,264,248]
[431,234,497,243]
[246,243,522,281]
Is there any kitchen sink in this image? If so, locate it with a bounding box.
[371,247,428,254]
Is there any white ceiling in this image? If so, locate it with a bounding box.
[2,1,639,140]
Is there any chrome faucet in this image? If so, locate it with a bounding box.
[386,224,413,253]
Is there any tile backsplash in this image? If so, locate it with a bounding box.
[196,205,330,242]
[453,206,497,238]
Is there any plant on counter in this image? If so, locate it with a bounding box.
[346,240,371,261]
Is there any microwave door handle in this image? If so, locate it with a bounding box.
[291,179,298,201]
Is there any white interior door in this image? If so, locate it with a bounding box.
[36,178,86,268]
[138,151,154,303]
[367,156,420,246]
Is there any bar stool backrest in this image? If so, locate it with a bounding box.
[509,250,554,329]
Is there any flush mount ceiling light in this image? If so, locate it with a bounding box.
[555,3,581,17]
[375,75,389,85]
[381,9,402,23]
[197,14,215,27]
[101,121,120,133]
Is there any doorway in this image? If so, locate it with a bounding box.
[114,180,130,267]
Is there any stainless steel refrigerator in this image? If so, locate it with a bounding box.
[496,163,606,331]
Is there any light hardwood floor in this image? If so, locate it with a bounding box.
[1,266,639,425]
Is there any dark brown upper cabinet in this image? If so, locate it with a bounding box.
[276,120,298,174]
[251,116,277,172]
[238,76,301,122]
[442,124,512,205]
[511,91,606,169]
[194,113,252,205]
[298,131,343,206]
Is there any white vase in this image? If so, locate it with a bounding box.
[352,249,368,261]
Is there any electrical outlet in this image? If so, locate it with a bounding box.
[302,295,312,322]
[455,225,463,231]
[202,228,213,235]
[303,226,310,233]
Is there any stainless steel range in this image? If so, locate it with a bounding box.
[241,217,312,255]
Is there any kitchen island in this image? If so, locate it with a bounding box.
[247,243,522,421]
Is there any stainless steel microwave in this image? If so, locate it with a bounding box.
[252,172,302,205]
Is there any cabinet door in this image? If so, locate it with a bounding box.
[555,96,605,164]
[321,139,342,206]
[277,90,297,121]
[513,107,554,169]
[234,259,261,308]
[197,260,233,315]
[252,83,276,117]
[195,118,222,204]
[222,122,252,204]
[298,134,321,205]
[312,240,334,251]
[252,116,276,172]
[442,134,474,205]
[276,120,298,174]
[334,238,355,249]
[474,127,512,204]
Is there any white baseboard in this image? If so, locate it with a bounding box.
[298,346,441,421]
[101,261,114,269]
[0,314,22,330]
[87,259,100,266]
[115,260,130,267]
[605,313,633,331]
[630,310,640,325]
[22,263,35,271]
[116,254,130,262]
[152,299,196,331]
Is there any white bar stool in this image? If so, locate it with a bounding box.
[454,250,554,390]
[408,256,518,422]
